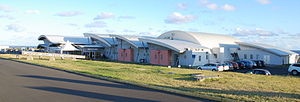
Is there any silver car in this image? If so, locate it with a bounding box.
[197,63,224,71]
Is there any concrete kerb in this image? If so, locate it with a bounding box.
[0,57,236,102]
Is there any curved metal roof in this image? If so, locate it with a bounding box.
[110,35,148,48]
[237,42,297,56]
[37,44,48,48]
[158,30,240,48]
[38,35,90,44]
[83,33,116,47]
[139,38,208,53]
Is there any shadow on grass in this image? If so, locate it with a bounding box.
[174,74,198,81]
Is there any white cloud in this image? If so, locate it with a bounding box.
[176,3,187,10]
[85,21,107,28]
[206,3,218,10]
[221,4,235,11]
[24,10,40,14]
[0,5,12,12]
[199,0,209,5]
[0,14,14,20]
[6,24,25,32]
[94,12,115,20]
[199,0,236,11]
[257,0,271,4]
[118,16,135,19]
[164,12,196,24]
[55,11,83,17]
[233,27,278,36]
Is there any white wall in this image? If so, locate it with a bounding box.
[237,45,289,65]
[178,50,208,66]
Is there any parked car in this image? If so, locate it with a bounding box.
[250,60,258,68]
[225,61,239,70]
[246,69,271,75]
[252,60,263,68]
[258,60,266,67]
[197,63,224,71]
[222,64,230,71]
[236,61,246,69]
[288,63,300,75]
[231,62,240,70]
[240,60,254,68]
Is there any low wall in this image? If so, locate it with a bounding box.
[21,51,85,59]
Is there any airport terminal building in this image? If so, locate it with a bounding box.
[37,30,299,66]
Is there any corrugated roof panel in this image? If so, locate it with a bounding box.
[139,38,208,53]
[237,42,297,56]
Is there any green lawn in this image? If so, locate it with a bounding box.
[1,54,300,102]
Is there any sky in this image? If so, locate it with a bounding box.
[0,0,300,50]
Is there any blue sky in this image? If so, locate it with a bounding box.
[0,0,300,49]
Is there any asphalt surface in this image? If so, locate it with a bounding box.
[231,66,290,76]
[0,58,209,102]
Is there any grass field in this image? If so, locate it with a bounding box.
[1,54,300,102]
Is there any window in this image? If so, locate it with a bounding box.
[250,54,253,59]
[199,56,201,61]
[214,54,217,58]
[192,55,196,58]
[244,54,247,59]
[293,64,300,67]
[161,55,163,60]
[256,54,259,59]
[206,52,209,59]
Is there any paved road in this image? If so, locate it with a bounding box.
[0,58,209,102]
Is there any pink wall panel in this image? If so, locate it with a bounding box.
[150,50,158,65]
[118,49,124,61]
[159,50,171,66]
[150,50,171,66]
[118,49,134,62]
[124,49,134,62]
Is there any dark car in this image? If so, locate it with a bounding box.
[231,62,240,70]
[240,60,254,69]
[237,61,246,69]
[258,60,265,67]
[226,61,239,70]
[252,60,262,68]
[246,69,271,75]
